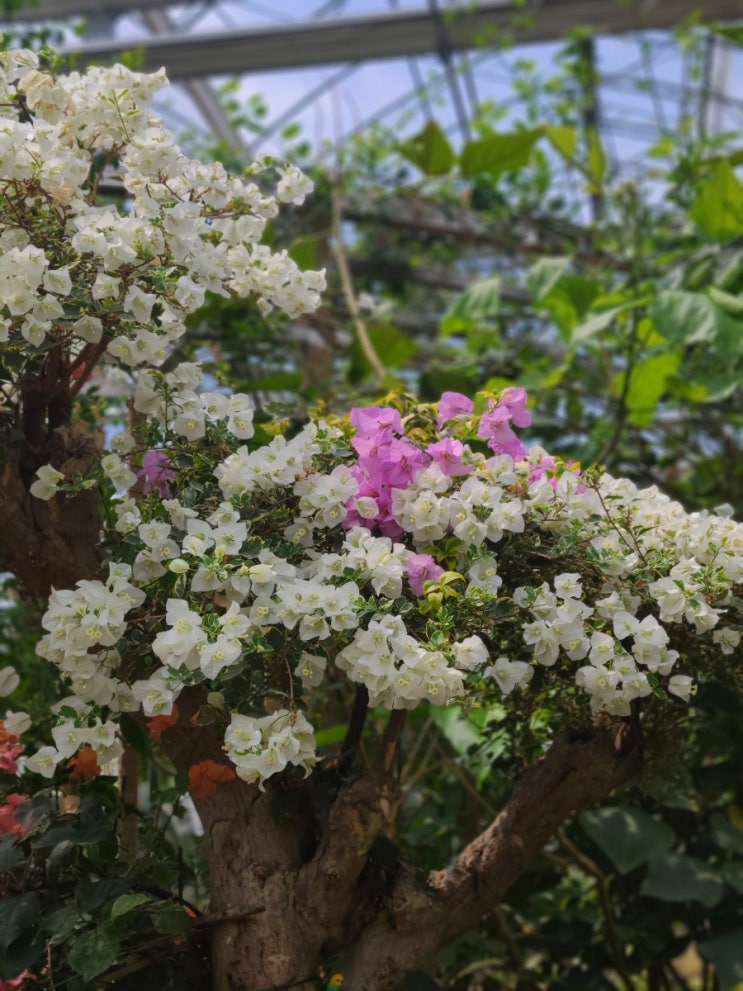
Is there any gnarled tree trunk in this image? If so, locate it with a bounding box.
[164,694,642,991]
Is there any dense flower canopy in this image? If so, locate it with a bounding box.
[0,45,741,796]
[26,383,743,786]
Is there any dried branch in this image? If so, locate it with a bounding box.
[330,182,387,383]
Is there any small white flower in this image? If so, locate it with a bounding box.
[0,665,20,696]
[668,675,695,702]
[29,464,64,500]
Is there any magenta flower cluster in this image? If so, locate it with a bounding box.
[344,389,532,595]
[137,450,177,497]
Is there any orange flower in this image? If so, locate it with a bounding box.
[188,759,236,798]
[0,721,19,747]
[67,745,102,779]
[147,703,180,740]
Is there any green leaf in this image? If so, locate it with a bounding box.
[714,25,743,45]
[33,804,112,849]
[544,124,578,162]
[586,128,607,181]
[287,234,321,271]
[0,835,23,872]
[708,286,743,316]
[76,878,130,914]
[153,905,192,936]
[68,925,120,983]
[620,351,683,427]
[699,930,743,991]
[430,705,482,755]
[119,712,152,755]
[0,893,40,949]
[399,120,456,176]
[526,256,570,303]
[578,806,674,874]
[314,723,349,747]
[440,278,500,336]
[242,371,303,392]
[0,932,45,980]
[571,304,626,343]
[43,906,79,943]
[712,307,743,363]
[690,161,743,241]
[720,862,743,894]
[710,812,743,855]
[460,129,542,177]
[641,853,724,908]
[689,370,742,402]
[540,275,600,337]
[419,364,478,401]
[110,893,151,921]
[649,290,717,345]
[349,323,417,382]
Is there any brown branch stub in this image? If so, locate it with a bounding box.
[0,428,104,597]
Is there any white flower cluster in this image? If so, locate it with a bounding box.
[0,47,324,353]
[336,614,465,709]
[34,564,143,723]
[391,470,525,547]
[133,363,256,443]
[215,422,330,497]
[512,577,675,716]
[25,406,743,787]
[26,564,149,775]
[224,709,316,788]
[4,49,740,792]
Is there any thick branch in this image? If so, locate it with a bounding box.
[341,725,642,989]
[296,709,408,943]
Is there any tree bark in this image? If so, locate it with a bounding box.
[338,726,642,989]
[162,695,642,991]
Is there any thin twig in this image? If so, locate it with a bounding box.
[558,828,635,991]
[493,903,524,976]
[340,683,369,774]
[432,736,499,819]
[330,180,387,383]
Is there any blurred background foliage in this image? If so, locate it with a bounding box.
[2,13,743,990]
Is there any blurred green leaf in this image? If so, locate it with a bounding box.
[110,893,151,921]
[641,853,724,908]
[699,930,743,990]
[620,350,683,427]
[711,812,743,855]
[526,256,571,303]
[461,129,542,176]
[586,128,607,181]
[288,234,321,271]
[544,124,578,162]
[713,25,743,45]
[119,712,153,755]
[154,905,192,936]
[690,161,743,241]
[0,893,40,949]
[720,862,743,894]
[441,278,500,336]
[349,323,417,382]
[649,290,717,344]
[399,120,456,176]
[579,806,674,873]
[68,925,120,982]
